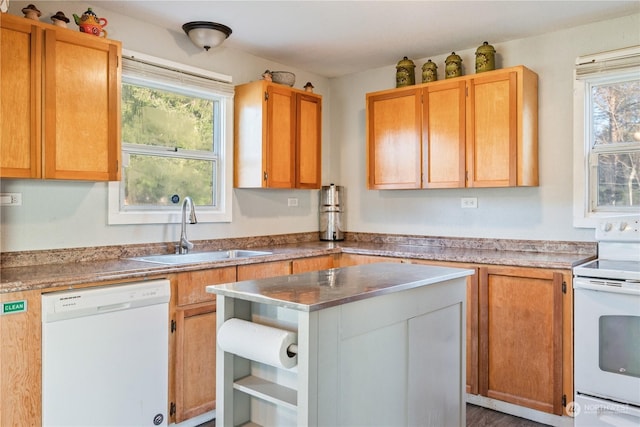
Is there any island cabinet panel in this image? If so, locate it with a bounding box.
[0,290,42,426]
[234,80,322,189]
[0,13,121,181]
[172,267,236,423]
[478,266,564,415]
[366,65,538,189]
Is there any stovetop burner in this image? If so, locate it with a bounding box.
[574,259,640,281]
[574,215,640,282]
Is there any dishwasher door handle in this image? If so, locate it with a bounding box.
[97,302,132,312]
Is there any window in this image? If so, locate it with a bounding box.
[108,51,233,224]
[573,46,640,227]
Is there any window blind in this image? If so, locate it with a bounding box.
[121,50,233,96]
[575,45,640,79]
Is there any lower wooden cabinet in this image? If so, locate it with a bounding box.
[171,267,236,423]
[478,266,566,415]
[174,303,217,422]
[0,289,42,426]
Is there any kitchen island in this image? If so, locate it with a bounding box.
[207,262,474,427]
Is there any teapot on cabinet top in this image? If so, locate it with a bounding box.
[73,8,108,37]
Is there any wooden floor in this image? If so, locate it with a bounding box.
[466,404,551,426]
[198,404,551,426]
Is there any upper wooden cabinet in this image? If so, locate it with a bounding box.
[234,80,322,189]
[366,66,538,189]
[0,14,121,181]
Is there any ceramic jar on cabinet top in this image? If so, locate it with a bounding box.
[422,59,438,83]
[475,41,496,73]
[396,56,416,87]
[445,52,463,79]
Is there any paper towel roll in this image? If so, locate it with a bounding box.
[217,318,298,369]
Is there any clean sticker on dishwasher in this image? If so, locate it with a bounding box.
[1,300,27,315]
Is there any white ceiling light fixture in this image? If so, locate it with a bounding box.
[182,21,232,51]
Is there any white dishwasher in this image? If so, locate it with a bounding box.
[42,279,171,427]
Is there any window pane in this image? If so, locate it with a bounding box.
[122,83,215,152]
[597,151,640,208]
[592,80,640,147]
[123,154,215,207]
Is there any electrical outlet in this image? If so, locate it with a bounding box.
[0,193,22,206]
[287,198,298,207]
[461,197,477,208]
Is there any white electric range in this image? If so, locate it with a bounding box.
[573,215,640,426]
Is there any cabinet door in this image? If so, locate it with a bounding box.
[422,81,466,188]
[43,28,121,181]
[296,93,322,189]
[0,17,42,178]
[466,71,517,187]
[1,290,42,426]
[366,88,422,189]
[175,304,216,422]
[266,84,296,188]
[478,266,563,415]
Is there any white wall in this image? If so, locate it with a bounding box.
[330,13,640,242]
[1,3,638,252]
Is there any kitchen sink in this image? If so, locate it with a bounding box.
[129,250,273,265]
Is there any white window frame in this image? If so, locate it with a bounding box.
[108,50,234,225]
[572,45,640,228]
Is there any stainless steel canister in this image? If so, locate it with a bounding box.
[319,184,344,241]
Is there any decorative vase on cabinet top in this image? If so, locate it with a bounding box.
[73,8,108,37]
[475,41,496,73]
[422,59,438,83]
[445,52,463,79]
[396,56,416,87]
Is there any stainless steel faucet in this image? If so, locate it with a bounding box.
[177,196,197,254]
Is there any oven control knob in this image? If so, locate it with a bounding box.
[619,222,628,231]
[602,222,613,232]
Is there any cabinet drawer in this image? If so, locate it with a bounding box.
[177,267,236,306]
[292,255,334,274]
[237,260,291,281]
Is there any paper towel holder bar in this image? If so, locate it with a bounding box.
[286,344,298,357]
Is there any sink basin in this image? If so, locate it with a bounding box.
[129,250,273,265]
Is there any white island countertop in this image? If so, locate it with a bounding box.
[206,262,474,312]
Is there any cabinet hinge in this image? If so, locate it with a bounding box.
[264,91,269,101]
[170,402,176,417]
[171,319,176,333]
[562,394,567,407]
[562,281,567,294]
[263,171,268,181]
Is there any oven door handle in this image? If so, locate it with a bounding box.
[574,278,640,296]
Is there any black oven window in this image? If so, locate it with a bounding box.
[600,315,640,378]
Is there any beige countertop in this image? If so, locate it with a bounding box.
[0,234,597,294]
